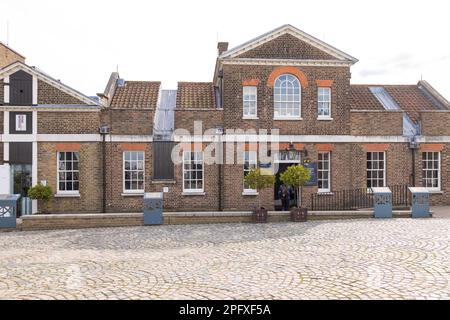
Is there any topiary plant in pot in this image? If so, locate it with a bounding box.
[280,164,311,222]
[28,183,53,214]
[244,168,276,223]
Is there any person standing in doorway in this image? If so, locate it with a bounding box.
[278,183,291,211]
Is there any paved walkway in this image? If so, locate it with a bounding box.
[1,218,450,299]
[431,206,450,219]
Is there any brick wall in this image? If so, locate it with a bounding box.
[0,79,3,104]
[101,109,154,135]
[104,142,222,212]
[221,64,352,135]
[0,111,3,134]
[38,142,103,213]
[420,111,450,136]
[38,80,87,105]
[174,109,223,133]
[38,111,100,134]
[350,111,404,136]
[104,143,151,212]
[237,34,335,60]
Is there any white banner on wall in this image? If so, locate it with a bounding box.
[0,164,11,194]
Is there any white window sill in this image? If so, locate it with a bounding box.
[182,191,206,196]
[274,117,303,121]
[121,192,144,197]
[426,190,443,194]
[55,193,80,198]
[317,117,333,121]
[317,191,333,195]
[152,180,176,184]
[243,116,259,120]
[242,191,259,196]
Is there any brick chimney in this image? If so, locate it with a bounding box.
[217,42,229,56]
[0,42,26,69]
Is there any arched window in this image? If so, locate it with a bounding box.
[274,74,301,118]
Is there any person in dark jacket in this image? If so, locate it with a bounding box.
[278,184,291,211]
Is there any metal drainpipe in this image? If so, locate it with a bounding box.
[411,147,416,187]
[101,131,107,213]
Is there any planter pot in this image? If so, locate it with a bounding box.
[252,207,268,223]
[290,207,307,222]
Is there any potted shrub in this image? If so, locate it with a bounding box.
[280,164,311,222]
[27,183,53,214]
[244,168,275,223]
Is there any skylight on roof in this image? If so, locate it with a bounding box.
[369,86,418,137]
[369,87,400,110]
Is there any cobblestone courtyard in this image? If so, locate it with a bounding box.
[1,218,450,300]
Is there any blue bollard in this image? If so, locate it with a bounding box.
[143,192,164,225]
[408,187,431,218]
[372,187,392,218]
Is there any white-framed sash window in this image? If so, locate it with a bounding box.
[183,151,204,192]
[243,151,258,192]
[422,151,440,191]
[318,87,331,119]
[243,86,257,118]
[57,151,80,194]
[366,151,386,188]
[318,152,331,192]
[123,151,145,193]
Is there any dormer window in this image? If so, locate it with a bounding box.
[274,74,301,119]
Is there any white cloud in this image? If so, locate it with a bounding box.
[1,0,449,99]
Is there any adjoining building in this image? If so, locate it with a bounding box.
[1,25,450,215]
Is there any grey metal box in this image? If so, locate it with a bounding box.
[372,187,392,218]
[408,187,431,218]
[143,192,164,225]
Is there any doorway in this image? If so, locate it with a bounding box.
[273,151,301,211]
[11,165,32,217]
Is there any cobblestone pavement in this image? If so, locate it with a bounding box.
[1,218,450,300]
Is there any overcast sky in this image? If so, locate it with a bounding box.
[1,0,449,99]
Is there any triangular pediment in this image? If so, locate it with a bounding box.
[220,24,358,63]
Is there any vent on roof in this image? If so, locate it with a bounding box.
[369,86,419,137]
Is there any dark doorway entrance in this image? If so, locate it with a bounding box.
[12,165,32,217]
[274,163,298,211]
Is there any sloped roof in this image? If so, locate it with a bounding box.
[350,83,447,123]
[349,85,384,111]
[384,85,439,122]
[0,61,99,106]
[110,81,160,109]
[176,82,216,109]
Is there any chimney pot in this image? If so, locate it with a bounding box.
[217,42,229,56]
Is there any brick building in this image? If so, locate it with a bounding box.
[1,24,450,215]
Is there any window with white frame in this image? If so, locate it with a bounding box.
[183,151,204,192]
[422,152,440,190]
[274,74,301,119]
[318,152,330,192]
[243,86,257,118]
[123,151,145,193]
[243,151,258,192]
[57,151,80,193]
[366,152,386,188]
[318,87,331,118]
